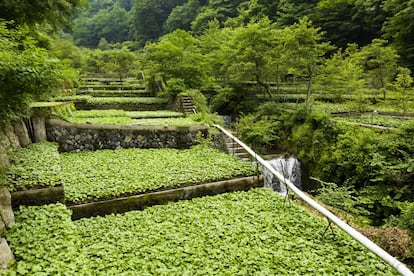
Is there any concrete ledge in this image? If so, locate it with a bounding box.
[11,186,64,210]
[69,176,263,220]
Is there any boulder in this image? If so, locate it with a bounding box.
[0,188,14,228]
[13,120,31,147]
[4,124,19,149]
[0,238,14,270]
[0,155,9,169]
[0,221,5,237]
[0,130,11,153]
[32,116,47,142]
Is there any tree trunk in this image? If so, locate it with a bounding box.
[256,73,272,101]
[306,67,313,104]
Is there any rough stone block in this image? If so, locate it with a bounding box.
[4,124,20,149]
[0,238,14,270]
[13,120,31,147]
[32,116,47,142]
[0,155,9,169]
[0,130,11,153]
[0,188,14,228]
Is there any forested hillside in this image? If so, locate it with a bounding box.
[69,0,414,70]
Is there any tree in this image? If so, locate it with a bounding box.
[357,39,399,100]
[164,0,204,33]
[0,22,64,123]
[276,0,318,27]
[219,18,282,100]
[73,16,100,47]
[105,48,140,81]
[239,0,281,22]
[199,20,235,82]
[393,67,413,114]
[132,0,187,45]
[72,1,131,47]
[311,0,386,49]
[282,17,333,103]
[94,3,130,43]
[383,0,414,70]
[0,0,87,29]
[144,30,208,89]
[191,0,248,34]
[315,44,366,101]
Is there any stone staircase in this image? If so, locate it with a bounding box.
[178,95,196,115]
[224,133,251,161]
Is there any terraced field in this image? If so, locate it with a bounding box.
[7,189,397,275]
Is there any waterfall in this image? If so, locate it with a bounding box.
[263,156,302,196]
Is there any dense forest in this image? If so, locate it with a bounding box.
[0,0,413,267]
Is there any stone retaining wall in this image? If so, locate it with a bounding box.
[46,118,210,152]
[74,102,168,111]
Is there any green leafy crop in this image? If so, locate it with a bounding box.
[66,117,201,126]
[126,110,184,118]
[67,116,136,125]
[3,142,63,191]
[86,97,168,105]
[60,146,256,203]
[71,109,127,118]
[7,189,397,274]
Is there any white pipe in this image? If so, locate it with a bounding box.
[214,124,413,276]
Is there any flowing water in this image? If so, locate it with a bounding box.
[263,156,302,196]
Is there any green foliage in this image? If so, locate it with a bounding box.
[219,18,280,99]
[7,189,397,274]
[211,86,257,115]
[104,48,140,81]
[239,105,413,224]
[313,177,370,217]
[357,39,399,98]
[67,116,136,125]
[236,114,280,152]
[132,0,187,45]
[392,67,414,114]
[61,146,256,203]
[311,0,386,48]
[315,45,366,101]
[179,89,209,113]
[398,202,414,234]
[164,0,203,33]
[383,0,414,69]
[79,48,140,79]
[334,115,414,128]
[73,1,131,47]
[189,112,224,126]
[3,142,63,192]
[7,204,81,275]
[163,78,187,98]
[54,95,92,102]
[0,0,87,29]
[144,30,209,89]
[72,109,126,118]
[68,117,203,126]
[0,22,65,123]
[282,17,335,102]
[126,110,184,118]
